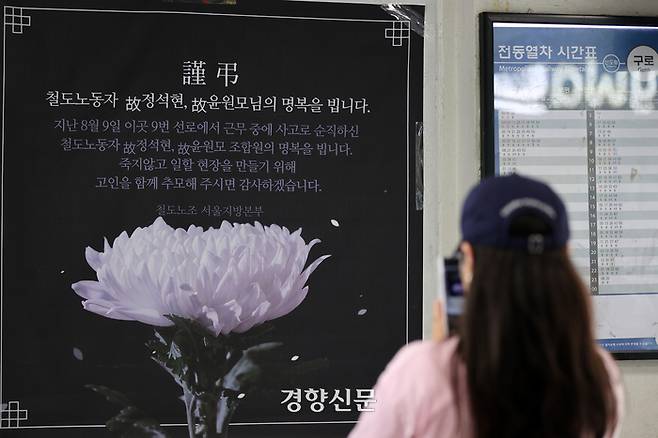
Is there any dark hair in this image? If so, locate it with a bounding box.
[456,221,617,438]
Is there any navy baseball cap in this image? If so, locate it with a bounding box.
[460,174,569,252]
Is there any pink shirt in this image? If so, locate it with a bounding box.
[349,337,624,438]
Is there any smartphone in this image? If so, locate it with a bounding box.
[441,256,465,335]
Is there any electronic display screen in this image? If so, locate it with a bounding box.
[481,13,658,358]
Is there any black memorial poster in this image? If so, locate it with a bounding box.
[0,1,423,436]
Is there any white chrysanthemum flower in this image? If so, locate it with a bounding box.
[72,217,330,336]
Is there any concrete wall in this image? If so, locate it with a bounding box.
[296,1,658,436]
[434,2,658,438]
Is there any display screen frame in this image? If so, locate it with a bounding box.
[480,12,658,360]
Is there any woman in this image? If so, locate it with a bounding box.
[349,174,623,438]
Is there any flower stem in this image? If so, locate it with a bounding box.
[185,390,235,438]
[183,388,195,438]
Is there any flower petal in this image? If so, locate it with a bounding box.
[84,247,104,271]
[71,280,112,301]
[105,305,171,326]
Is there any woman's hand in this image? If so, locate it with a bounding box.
[432,299,447,341]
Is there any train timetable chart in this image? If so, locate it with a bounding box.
[499,110,658,295]
[483,14,658,355]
